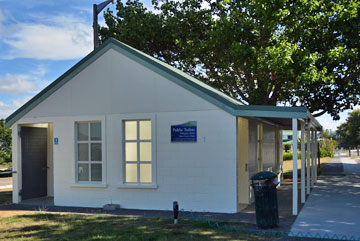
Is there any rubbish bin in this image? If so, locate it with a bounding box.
[250,171,279,229]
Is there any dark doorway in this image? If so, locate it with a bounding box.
[21,127,47,200]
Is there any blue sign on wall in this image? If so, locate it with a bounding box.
[54,137,59,145]
[171,121,197,142]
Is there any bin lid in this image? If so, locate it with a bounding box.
[250,171,277,180]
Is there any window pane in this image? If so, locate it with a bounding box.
[78,164,89,181]
[125,143,137,161]
[140,142,152,161]
[78,143,89,161]
[139,120,151,140]
[140,164,152,183]
[126,164,137,182]
[125,121,137,140]
[91,143,102,161]
[77,123,88,141]
[91,164,102,181]
[91,122,101,140]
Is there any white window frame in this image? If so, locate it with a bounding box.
[73,116,107,188]
[117,114,157,189]
[124,119,152,183]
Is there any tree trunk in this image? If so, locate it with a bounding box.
[349,149,351,157]
[357,146,359,156]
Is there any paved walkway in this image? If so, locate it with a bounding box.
[290,153,360,240]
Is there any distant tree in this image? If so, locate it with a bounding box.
[0,119,12,163]
[100,0,360,120]
[347,110,360,156]
[320,129,331,139]
[336,110,360,156]
[320,129,336,140]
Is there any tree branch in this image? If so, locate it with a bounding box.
[313,110,327,117]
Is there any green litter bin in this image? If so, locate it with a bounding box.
[251,171,279,229]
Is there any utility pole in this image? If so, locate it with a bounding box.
[93,0,113,49]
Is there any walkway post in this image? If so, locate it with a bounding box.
[315,132,318,182]
[306,123,311,194]
[311,130,315,188]
[300,121,306,203]
[292,118,298,215]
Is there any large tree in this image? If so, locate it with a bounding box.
[99,0,360,120]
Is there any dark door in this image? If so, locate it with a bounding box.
[21,127,47,200]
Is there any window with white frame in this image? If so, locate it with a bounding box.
[124,120,152,183]
[76,121,102,182]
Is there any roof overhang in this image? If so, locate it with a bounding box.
[234,105,322,130]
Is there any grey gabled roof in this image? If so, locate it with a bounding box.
[5,38,321,129]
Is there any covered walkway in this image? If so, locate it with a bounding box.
[291,153,360,239]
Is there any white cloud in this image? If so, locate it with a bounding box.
[0,10,5,32]
[1,15,93,60]
[0,96,32,119]
[0,9,6,33]
[0,73,38,95]
[0,65,49,95]
[72,6,93,15]
[316,105,360,131]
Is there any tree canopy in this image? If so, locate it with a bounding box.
[0,119,12,163]
[99,0,360,120]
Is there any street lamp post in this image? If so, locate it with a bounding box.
[93,0,113,49]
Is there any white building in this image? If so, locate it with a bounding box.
[6,38,321,214]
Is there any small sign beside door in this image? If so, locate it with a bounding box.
[54,137,59,145]
[171,121,197,142]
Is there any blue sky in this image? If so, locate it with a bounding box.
[0,0,356,131]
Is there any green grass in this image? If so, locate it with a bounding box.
[350,156,360,160]
[282,157,330,180]
[0,213,269,241]
[0,190,12,205]
[0,162,11,170]
[0,191,268,241]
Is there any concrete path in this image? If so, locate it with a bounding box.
[290,153,360,240]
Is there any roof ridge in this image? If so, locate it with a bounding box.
[5,37,317,128]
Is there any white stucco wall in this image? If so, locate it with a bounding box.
[13,48,237,213]
[24,49,217,118]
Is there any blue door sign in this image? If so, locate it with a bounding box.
[171,121,197,142]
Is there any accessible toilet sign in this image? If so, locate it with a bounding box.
[171,121,197,142]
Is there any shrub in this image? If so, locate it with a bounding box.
[319,148,334,158]
[283,152,292,160]
[283,152,301,161]
[0,152,11,164]
[319,139,337,157]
